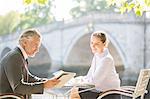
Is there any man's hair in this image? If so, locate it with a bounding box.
[19,29,41,43]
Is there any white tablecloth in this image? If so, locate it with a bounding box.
[32,86,72,99]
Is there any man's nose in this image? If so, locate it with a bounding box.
[91,44,95,48]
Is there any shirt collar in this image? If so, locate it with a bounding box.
[95,48,108,58]
[17,45,28,60]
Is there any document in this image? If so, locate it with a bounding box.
[53,70,76,88]
[65,76,95,88]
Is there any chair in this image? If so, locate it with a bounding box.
[0,93,24,99]
[97,69,150,99]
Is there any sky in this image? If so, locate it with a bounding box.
[51,0,75,20]
[0,0,74,20]
[0,0,24,15]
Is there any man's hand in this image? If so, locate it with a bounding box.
[44,78,60,88]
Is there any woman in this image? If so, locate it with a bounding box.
[70,31,121,99]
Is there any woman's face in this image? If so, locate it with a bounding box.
[90,36,105,54]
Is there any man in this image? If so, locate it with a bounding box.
[0,29,60,98]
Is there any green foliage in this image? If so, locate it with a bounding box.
[37,0,48,5]
[145,0,150,6]
[127,3,135,12]
[17,2,54,30]
[106,0,116,6]
[134,5,144,16]
[106,0,150,16]
[23,0,48,5]
[0,0,54,36]
[0,12,20,35]
[70,0,113,18]
[23,0,33,5]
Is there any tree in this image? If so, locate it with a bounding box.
[17,0,54,30]
[70,0,113,18]
[106,0,150,16]
[0,0,54,35]
[0,11,20,35]
[23,0,112,18]
[24,0,149,17]
[23,0,48,5]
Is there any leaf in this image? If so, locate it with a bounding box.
[23,0,33,5]
[135,10,142,16]
[145,0,150,6]
[134,7,143,16]
[36,0,48,5]
[124,2,128,7]
[120,6,126,14]
[106,0,116,6]
[129,3,135,8]
[127,3,135,12]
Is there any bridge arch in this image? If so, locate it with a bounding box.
[63,27,90,66]
[63,28,126,72]
[28,44,52,77]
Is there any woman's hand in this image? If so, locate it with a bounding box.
[70,87,81,99]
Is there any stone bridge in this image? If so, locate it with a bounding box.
[0,12,150,78]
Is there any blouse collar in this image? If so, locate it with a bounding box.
[95,48,108,58]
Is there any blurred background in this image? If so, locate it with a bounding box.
[0,0,150,98]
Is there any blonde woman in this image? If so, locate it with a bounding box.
[70,31,121,99]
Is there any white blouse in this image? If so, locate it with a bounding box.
[83,48,120,91]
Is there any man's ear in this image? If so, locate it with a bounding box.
[21,39,28,46]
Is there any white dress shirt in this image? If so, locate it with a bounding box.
[83,48,120,91]
[17,45,28,60]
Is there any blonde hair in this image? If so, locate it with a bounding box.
[92,31,109,47]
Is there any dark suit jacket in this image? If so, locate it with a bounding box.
[0,47,45,98]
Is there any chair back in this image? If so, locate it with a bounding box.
[0,93,24,99]
[133,69,150,98]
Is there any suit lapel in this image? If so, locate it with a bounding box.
[15,47,29,82]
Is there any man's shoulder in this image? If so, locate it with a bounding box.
[1,47,22,62]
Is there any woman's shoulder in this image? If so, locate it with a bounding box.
[101,53,114,65]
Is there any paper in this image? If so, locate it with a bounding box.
[65,76,95,88]
[53,70,76,88]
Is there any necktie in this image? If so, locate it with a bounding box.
[23,59,29,83]
[25,59,28,65]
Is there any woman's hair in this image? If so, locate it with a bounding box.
[19,29,41,43]
[92,31,109,47]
